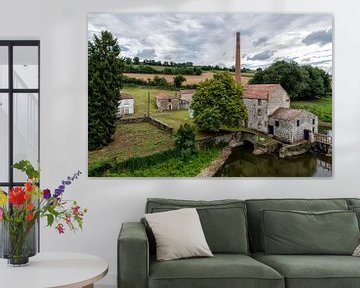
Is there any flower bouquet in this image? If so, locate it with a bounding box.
[0,160,87,266]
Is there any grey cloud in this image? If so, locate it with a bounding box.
[302,29,332,46]
[248,50,275,61]
[253,37,268,46]
[135,48,156,59]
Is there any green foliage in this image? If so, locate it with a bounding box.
[175,124,197,158]
[249,60,332,100]
[88,30,124,151]
[173,74,186,88]
[12,160,40,180]
[191,72,248,132]
[124,64,202,75]
[89,147,222,177]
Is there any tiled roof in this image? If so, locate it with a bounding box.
[120,93,133,99]
[155,93,175,100]
[270,108,306,120]
[243,84,283,100]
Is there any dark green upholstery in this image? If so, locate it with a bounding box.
[146,198,249,254]
[246,198,349,252]
[253,252,360,288]
[261,210,359,255]
[149,254,284,288]
[118,222,148,288]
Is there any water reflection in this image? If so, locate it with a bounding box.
[215,146,332,177]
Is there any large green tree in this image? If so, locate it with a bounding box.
[88,31,124,151]
[191,72,248,132]
[249,60,332,100]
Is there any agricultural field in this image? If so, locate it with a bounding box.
[123,71,252,85]
[88,122,175,167]
[291,97,332,123]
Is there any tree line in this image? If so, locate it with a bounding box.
[249,61,332,100]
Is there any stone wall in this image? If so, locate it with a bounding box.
[267,87,290,115]
[156,98,180,112]
[117,116,174,133]
[243,98,269,133]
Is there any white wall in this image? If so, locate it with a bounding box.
[1,0,360,286]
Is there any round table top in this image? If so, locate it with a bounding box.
[0,252,108,288]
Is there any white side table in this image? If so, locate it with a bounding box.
[0,252,108,288]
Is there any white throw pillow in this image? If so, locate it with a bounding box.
[145,208,213,261]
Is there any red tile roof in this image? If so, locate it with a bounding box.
[243,84,283,100]
[179,89,196,95]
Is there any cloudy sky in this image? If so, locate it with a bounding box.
[88,13,332,73]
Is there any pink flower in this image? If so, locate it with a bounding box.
[56,223,65,234]
[0,208,3,220]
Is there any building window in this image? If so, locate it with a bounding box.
[257,109,262,116]
[297,120,300,127]
[258,99,261,106]
[0,40,40,190]
[312,127,315,133]
[275,121,279,127]
[312,118,315,125]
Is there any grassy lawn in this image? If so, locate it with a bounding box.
[88,122,175,166]
[104,147,222,177]
[291,97,332,123]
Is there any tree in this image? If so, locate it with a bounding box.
[88,31,124,151]
[175,124,197,158]
[191,72,248,132]
[249,60,332,100]
[133,56,140,65]
[173,74,186,88]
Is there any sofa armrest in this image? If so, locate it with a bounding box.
[118,222,149,288]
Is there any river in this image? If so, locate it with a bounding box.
[215,126,332,177]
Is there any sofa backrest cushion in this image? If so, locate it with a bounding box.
[246,198,349,252]
[261,209,359,255]
[145,198,249,254]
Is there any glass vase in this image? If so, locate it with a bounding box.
[0,220,37,266]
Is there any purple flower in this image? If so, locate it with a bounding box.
[43,189,51,200]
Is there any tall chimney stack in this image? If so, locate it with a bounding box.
[235,32,241,83]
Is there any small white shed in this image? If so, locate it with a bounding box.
[118,93,134,116]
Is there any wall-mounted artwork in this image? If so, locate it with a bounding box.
[88,13,332,177]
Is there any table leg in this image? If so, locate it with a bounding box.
[82,284,94,288]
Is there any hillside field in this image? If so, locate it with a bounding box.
[291,97,332,123]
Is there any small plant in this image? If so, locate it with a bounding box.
[175,124,197,158]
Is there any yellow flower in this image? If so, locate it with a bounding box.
[0,190,7,206]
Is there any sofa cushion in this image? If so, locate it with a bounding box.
[246,198,349,252]
[261,209,359,255]
[149,254,284,288]
[146,198,249,254]
[252,252,360,288]
[145,208,213,261]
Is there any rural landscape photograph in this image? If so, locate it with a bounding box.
[88,13,333,177]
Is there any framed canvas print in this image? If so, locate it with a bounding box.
[88,13,332,177]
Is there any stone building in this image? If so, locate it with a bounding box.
[155,93,180,112]
[269,108,318,143]
[243,84,290,133]
[177,89,196,109]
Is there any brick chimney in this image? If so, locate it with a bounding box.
[235,32,241,83]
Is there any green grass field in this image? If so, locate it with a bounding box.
[88,122,175,166]
[291,97,332,123]
[104,147,222,177]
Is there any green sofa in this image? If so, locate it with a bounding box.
[118,198,360,288]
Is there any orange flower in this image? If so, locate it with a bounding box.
[9,187,26,205]
[24,193,31,200]
[26,214,33,221]
[26,203,34,210]
[25,182,33,192]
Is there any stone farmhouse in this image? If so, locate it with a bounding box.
[117,92,134,116]
[235,32,318,144]
[155,93,180,112]
[155,89,196,112]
